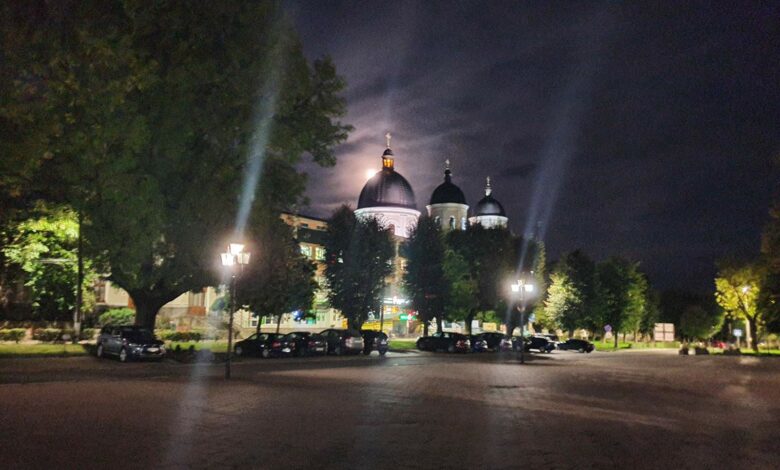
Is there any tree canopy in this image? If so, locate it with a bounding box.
[323,206,394,330]
[403,215,447,336]
[715,260,764,351]
[2,1,351,327]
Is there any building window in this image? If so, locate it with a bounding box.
[388,224,396,235]
[461,217,467,230]
[449,216,455,229]
[300,245,312,258]
[315,247,325,261]
[250,316,258,327]
[95,280,107,303]
[189,290,205,307]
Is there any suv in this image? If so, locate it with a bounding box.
[557,338,595,353]
[360,330,389,356]
[416,332,471,353]
[320,329,364,355]
[96,326,165,362]
[234,333,281,358]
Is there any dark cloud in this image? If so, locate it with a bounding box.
[287,1,780,292]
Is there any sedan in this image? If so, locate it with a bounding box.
[524,336,556,353]
[479,332,508,351]
[320,329,364,355]
[557,338,595,353]
[233,333,281,358]
[96,326,165,362]
[273,332,327,357]
[469,334,489,352]
[416,332,471,353]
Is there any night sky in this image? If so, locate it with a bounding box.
[286,1,780,293]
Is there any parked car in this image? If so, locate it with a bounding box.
[416,332,471,353]
[524,335,556,353]
[361,330,389,355]
[469,334,489,352]
[320,329,364,355]
[557,338,595,353]
[479,332,508,351]
[234,333,282,358]
[541,333,560,343]
[272,332,327,357]
[96,326,165,362]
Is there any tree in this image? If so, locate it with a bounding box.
[236,215,316,335]
[623,268,649,341]
[638,290,661,340]
[2,1,351,328]
[595,257,636,348]
[447,225,516,334]
[442,248,478,331]
[2,204,96,321]
[715,261,764,351]
[678,305,724,341]
[403,215,447,336]
[544,250,596,336]
[324,206,394,330]
[760,198,780,333]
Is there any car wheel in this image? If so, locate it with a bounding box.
[335,345,343,356]
[261,348,270,359]
[416,340,424,351]
[379,350,387,356]
[578,348,585,353]
[362,349,371,356]
[119,347,128,363]
[96,343,104,358]
[235,345,243,357]
[447,344,455,353]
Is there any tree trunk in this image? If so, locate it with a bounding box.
[130,292,168,329]
[256,315,263,335]
[435,315,443,334]
[614,330,619,349]
[275,313,282,334]
[747,316,759,352]
[465,310,476,335]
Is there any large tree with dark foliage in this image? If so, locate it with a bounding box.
[323,206,394,331]
[544,250,596,336]
[1,1,350,327]
[403,215,447,336]
[594,257,638,348]
[760,198,780,334]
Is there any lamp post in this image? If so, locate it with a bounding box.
[221,243,250,380]
[511,276,535,365]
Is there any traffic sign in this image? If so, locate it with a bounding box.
[733,328,743,338]
[604,325,612,333]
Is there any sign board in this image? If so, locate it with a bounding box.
[482,322,498,332]
[604,324,612,333]
[653,323,675,342]
[528,313,536,323]
[733,328,743,338]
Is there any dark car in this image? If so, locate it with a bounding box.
[524,335,556,353]
[479,332,508,351]
[234,333,281,358]
[96,326,165,362]
[320,329,364,355]
[273,332,327,357]
[361,330,389,355]
[557,338,595,353]
[416,332,471,353]
[469,334,489,352]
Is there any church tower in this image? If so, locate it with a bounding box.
[427,159,468,231]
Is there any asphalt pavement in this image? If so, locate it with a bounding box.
[0,350,778,469]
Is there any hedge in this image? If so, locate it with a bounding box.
[0,329,26,343]
[31,328,95,342]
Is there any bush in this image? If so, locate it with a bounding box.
[79,328,96,340]
[98,308,135,326]
[32,328,63,342]
[0,328,26,343]
[159,330,202,342]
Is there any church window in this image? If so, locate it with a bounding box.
[461,217,467,230]
[434,216,441,225]
[449,216,455,229]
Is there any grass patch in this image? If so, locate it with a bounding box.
[593,341,680,352]
[594,341,632,352]
[165,340,228,353]
[0,343,89,358]
[389,339,417,350]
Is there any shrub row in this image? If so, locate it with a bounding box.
[31,328,96,342]
[0,328,26,343]
[157,329,227,342]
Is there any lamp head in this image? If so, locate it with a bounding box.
[220,252,234,267]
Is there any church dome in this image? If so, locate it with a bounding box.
[473,177,506,216]
[430,161,466,205]
[357,141,417,210]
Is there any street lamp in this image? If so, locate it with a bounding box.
[221,242,250,380]
[511,276,535,364]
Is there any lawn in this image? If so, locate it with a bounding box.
[0,343,89,358]
[594,341,680,352]
[165,340,228,353]
[389,338,418,351]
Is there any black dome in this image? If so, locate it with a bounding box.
[358,169,417,209]
[474,194,506,216]
[430,169,467,205]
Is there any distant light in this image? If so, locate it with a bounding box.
[511,283,520,293]
[741,285,750,294]
[220,253,234,266]
[365,169,378,180]
[229,243,245,256]
[524,283,534,293]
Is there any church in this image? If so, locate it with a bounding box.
[355,133,509,237]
